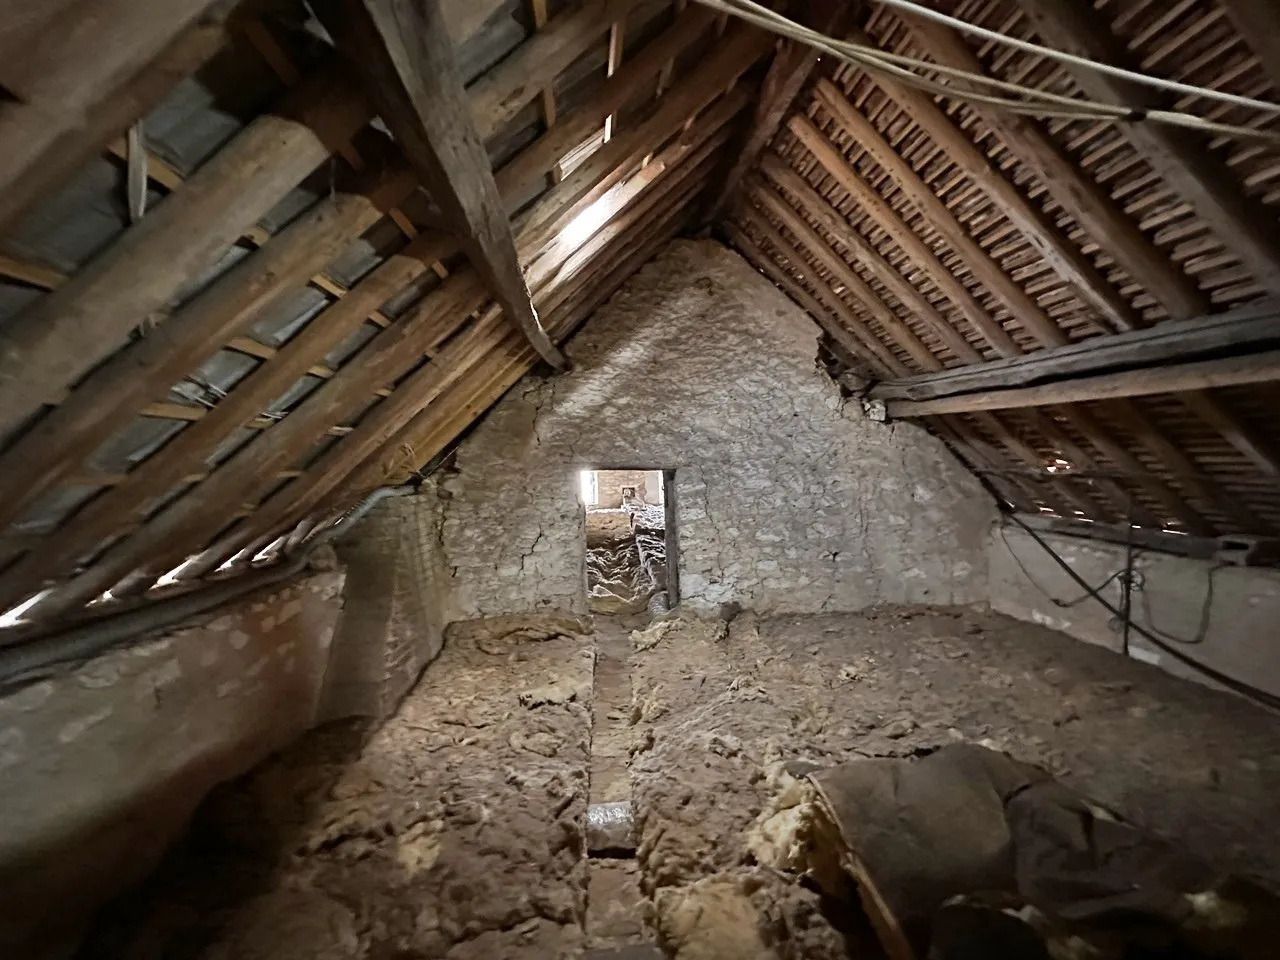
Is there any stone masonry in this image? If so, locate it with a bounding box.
[439,239,996,618]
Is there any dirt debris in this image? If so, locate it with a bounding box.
[73,606,1280,960]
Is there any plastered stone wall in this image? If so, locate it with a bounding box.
[441,239,995,617]
[323,483,459,720]
[990,525,1280,699]
[0,570,345,958]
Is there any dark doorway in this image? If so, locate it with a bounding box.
[579,469,674,614]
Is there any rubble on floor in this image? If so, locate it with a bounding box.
[586,500,667,615]
[73,607,1280,960]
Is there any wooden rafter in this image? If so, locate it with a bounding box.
[784,116,1013,359]
[0,66,372,440]
[871,299,1280,401]
[726,221,911,378]
[700,0,849,224]
[884,350,1280,418]
[313,0,567,371]
[0,0,229,234]
[754,153,975,365]
[812,78,1069,351]
[1219,0,1280,96]
[899,16,1207,324]
[1016,0,1280,298]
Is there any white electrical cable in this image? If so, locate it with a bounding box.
[876,0,1280,117]
[691,0,1280,145]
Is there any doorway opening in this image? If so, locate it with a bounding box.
[579,468,677,614]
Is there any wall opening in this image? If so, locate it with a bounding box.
[578,468,673,614]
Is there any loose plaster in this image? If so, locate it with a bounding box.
[441,239,995,617]
[0,570,345,958]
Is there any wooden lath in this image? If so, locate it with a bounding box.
[719,0,1280,543]
[0,0,771,625]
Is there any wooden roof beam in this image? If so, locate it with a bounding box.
[0,1,229,234]
[313,0,566,371]
[1015,0,1280,298]
[884,350,1280,417]
[0,163,417,532]
[752,157,971,365]
[898,16,1206,324]
[813,78,1069,351]
[699,0,851,225]
[0,65,372,441]
[784,115,1015,359]
[871,297,1280,401]
[1219,0,1280,96]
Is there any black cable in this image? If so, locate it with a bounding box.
[999,526,1126,609]
[1135,558,1224,646]
[1006,513,1280,713]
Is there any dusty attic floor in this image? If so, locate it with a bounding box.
[79,607,1280,959]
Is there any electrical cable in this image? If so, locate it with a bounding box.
[874,0,1280,116]
[691,0,1280,145]
[1136,559,1224,646]
[1006,512,1280,713]
[998,524,1126,608]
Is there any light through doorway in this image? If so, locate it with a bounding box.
[579,469,676,614]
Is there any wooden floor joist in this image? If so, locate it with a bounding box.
[1219,0,1280,96]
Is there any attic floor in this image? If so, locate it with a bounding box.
[78,607,1280,959]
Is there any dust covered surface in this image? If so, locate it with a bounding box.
[73,607,1280,960]
[78,615,596,960]
[627,608,1280,958]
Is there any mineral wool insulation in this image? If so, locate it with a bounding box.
[439,239,995,618]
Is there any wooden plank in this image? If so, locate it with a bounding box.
[700,0,849,224]
[1176,390,1280,478]
[0,2,229,233]
[1017,0,1280,298]
[465,0,637,143]
[529,0,560,181]
[885,350,1280,417]
[900,17,1205,323]
[738,197,941,373]
[813,79,1069,351]
[924,415,1041,513]
[314,0,566,370]
[871,298,1280,401]
[1105,399,1259,534]
[783,116,1016,360]
[168,155,703,574]
[0,254,67,290]
[1219,0,1280,96]
[1051,404,1211,535]
[726,223,910,378]
[514,23,772,255]
[0,66,372,440]
[0,168,415,531]
[752,163,973,365]
[493,2,719,208]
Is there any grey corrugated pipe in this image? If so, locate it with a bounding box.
[0,485,417,689]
